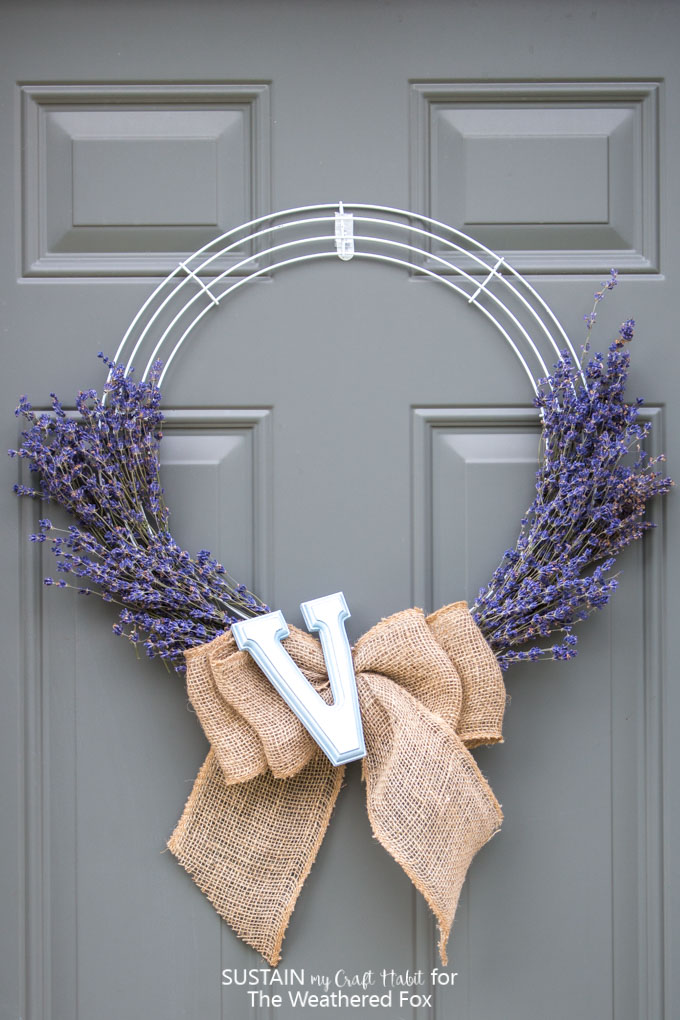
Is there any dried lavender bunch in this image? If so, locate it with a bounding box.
[472,275,671,668]
[10,354,269,671]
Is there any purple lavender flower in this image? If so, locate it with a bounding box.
[11,356,269,672]
[472,300,672,668]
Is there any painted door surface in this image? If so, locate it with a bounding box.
[2,2,678,1019]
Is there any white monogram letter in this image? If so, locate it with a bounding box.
[231,592,366,766]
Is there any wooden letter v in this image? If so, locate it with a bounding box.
[232,592,366,766]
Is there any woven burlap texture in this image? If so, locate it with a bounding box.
[168,600,505,966]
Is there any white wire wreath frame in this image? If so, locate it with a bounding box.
[110,202,580,396]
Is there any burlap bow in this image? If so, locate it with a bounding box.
[168,601,505,965]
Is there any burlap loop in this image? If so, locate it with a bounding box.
[169,601,505,966]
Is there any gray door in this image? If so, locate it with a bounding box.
[2,2,678,1018]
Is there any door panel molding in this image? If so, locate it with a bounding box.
[20,83,271,278]
[19,408,272,1019]
[410,80,661,275]
[411,405,665,1018]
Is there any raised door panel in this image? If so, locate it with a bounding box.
[413,409,664,1018]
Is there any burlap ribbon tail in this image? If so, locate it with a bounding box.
[168,601,505,966]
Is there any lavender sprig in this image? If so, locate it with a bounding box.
[10,355,269,671]
[472,276,672,668]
